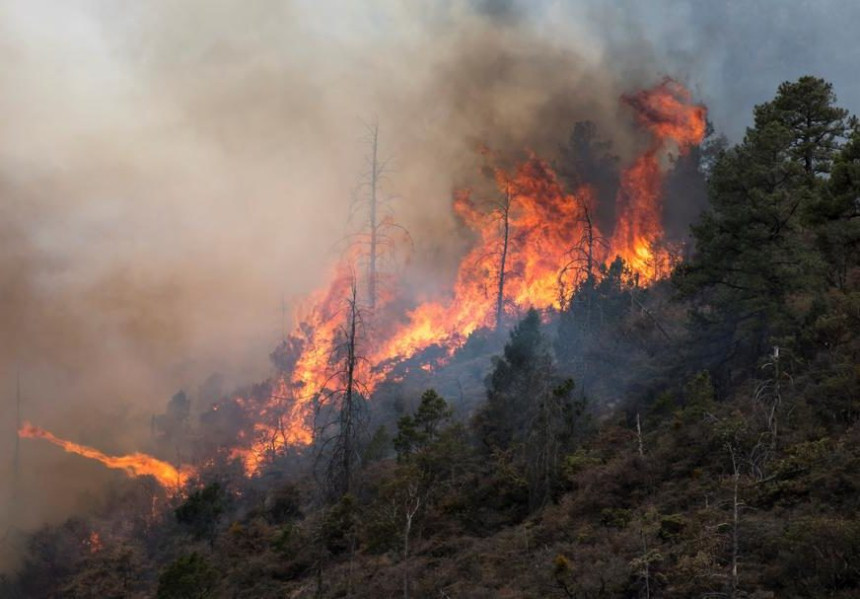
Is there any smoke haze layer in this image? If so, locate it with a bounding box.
[1,0,858,568]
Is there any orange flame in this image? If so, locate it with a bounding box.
[19,421,190,488]
[86,531,103,554]
[229,250,383,472]
[610,78,706,276]
[371,157,591,364]
[226,79,706,469]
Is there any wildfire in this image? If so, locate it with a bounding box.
[370,157,590,364]
[19,422,190,488]
[86,531,103,554]
[208,79,706,472]
[17,80,705,484]
[366,80,705,370]
[610,78,707,275]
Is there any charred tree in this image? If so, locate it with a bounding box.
[556,201,608,398]
[316,281,369,500]
[495,183,512,331]
[582,204,595,284]
[556,120,620,235]
[349,123,411,312]
[338,286,359,495]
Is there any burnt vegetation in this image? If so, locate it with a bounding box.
[4,76,860,599]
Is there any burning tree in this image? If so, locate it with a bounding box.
[314,281,371,500]
[494,182,512,331]
[610,78,707,278]
[453,173,516,332]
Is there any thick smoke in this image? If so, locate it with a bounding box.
[1,0,857,568]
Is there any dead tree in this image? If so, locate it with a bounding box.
[368,124,380,309]
[581,204,595,284]
[338,285,360,496]
[556,204,600,313]
[640,527,652,599]
[754,345,789,449]
[348,122,411,311]
[632,509,661,599]
[315,281,370,500]
[467,179,515,330]
[726,443,740,598]
[708,414,769,598]
[495,183,512,331]
[401,482,421,599]
[556,203,608,397]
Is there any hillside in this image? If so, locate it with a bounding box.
[3,75,860,599]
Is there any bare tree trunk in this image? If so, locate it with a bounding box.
[580,207,595,397]
[495,185,511,331]
[341,285,359,495]
[402,489,420,599]
[583,206,594,282]
[316,281,369,503]
[281,295,288,343]
[630,291,673,342]
[403,514,411,599]
[729,445,740,598]
[768,346,781,448]
[642,530,651,599]
[368,125,379,310]
[636,412,645,457]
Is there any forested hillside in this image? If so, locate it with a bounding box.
[3,76,859,599]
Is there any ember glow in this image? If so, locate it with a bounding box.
[225,79,707,470]
[19,422,190,488]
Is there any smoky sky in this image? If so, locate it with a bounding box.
[544,0,860,140]
[1,0,858,566]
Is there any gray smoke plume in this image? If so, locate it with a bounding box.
[1,0,857,569]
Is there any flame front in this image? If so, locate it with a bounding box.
[368,79,706,369]
[19,421,189,488]
[371,157,590,363]
[220,79,707,470]
[18,80,705,481]
[610,78,707,276]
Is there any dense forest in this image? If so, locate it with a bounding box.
[3,76,859,598]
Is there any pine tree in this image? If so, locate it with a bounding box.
[474,309,579,509]
[675,77,852,370]
[754,76,849,178]
[818,128,860,288]
[474,309,554,451]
